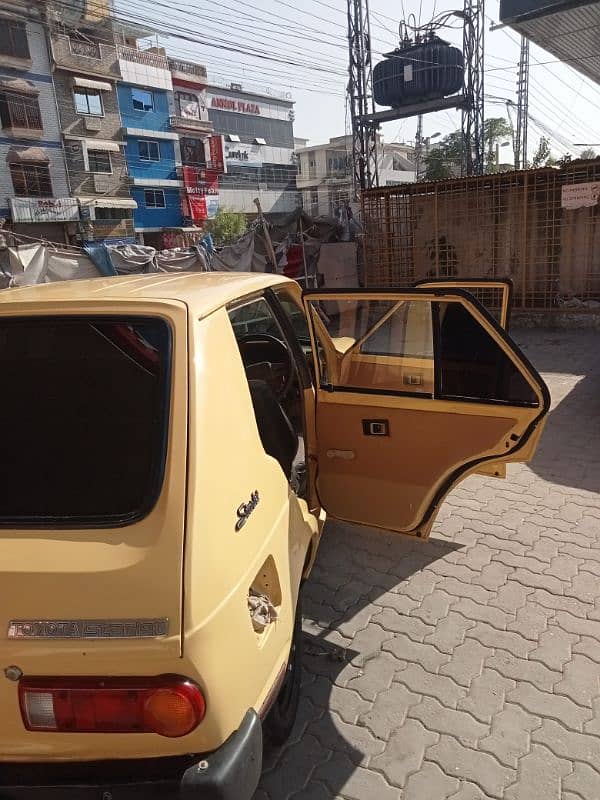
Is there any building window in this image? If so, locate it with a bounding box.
[0,19,30,59]
[144,189,165,208]
[0,92,42,130]
[139,140,160,161]
[74,87,103,116]
[132,88,153,112]
[10,163,52,197]
[180,137,205,166]
[176,91,199,119]
[88,149,112,173]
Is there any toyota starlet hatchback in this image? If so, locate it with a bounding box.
[0,274,548,798]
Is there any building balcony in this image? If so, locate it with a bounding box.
[169,114,213,134]
[81,218,135,241]
[118,46,172,91]
[51,34,120,79]
[118,46,169,71]
[168,57,207,86]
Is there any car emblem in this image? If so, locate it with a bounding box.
[236,490,260,531]
[7,619,169,640]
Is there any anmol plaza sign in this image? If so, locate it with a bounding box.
[210,96,261,115]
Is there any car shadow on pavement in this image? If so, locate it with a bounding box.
[517,329,600,493]
[254,521,464,799]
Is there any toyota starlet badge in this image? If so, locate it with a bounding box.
[7,619,169,639]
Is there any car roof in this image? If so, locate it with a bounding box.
[0,272,293,317]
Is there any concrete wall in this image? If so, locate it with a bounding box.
[125,137,177,180]
[131,186,182,229]
[117,84,171,133]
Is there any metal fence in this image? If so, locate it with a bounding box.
[362,161,600,310]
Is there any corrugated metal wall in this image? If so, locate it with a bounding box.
[362,161,600,310]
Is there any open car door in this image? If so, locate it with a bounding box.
[303,288,549,539]
[415,279,514,479]
[415,278,513,331]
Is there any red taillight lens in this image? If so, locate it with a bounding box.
[19,676,205,737]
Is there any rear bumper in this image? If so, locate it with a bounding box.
[0,709,263,800]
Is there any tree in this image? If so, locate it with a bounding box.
[423,130,464,180]
[580,148,597,160]
[532,136,553,168]
[204,207,247,246]
[484,117,513,171]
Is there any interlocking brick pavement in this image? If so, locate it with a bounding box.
[256,329,600,799]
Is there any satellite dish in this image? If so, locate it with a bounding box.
[50,0,86,28]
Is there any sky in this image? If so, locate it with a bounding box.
[116,0,600,162]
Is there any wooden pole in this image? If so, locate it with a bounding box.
[254,197,278,273]
[299,217,310,287]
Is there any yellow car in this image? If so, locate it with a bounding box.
[0,274,548,798]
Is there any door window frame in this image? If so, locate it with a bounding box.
[303,287,548,410]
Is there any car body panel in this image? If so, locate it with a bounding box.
[303,288,549,538]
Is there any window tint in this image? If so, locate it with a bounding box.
[132,88,153,111]
[208,109,294,148]
[139,140,160,161]
[74,88,102,115]
[436,301,538,406]
[0,317,171,527]
[228,297,281,338]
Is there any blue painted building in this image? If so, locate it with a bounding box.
[116,47,184,245]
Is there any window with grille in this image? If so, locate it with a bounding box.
[138,140,160,161]
[74,88,103,116]
[10,163,52,197]
[88,150,112,173]
[0,92,42,130]
[144,189,165,208]
[0,19,30,59]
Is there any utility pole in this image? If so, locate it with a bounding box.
[414,114,424,179]
[461,0,485,175]
[347,0,378,195]
[515,35,530,169]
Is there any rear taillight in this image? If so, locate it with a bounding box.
[19,676,205,737]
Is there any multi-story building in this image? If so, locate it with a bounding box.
[296,135,415,217]
[0,3,76,241]
[207,81,299,216]
[116,33,183,248]
[47,9,136,244]
[168,56,219,228]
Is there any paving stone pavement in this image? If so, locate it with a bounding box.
[255,329,600,800]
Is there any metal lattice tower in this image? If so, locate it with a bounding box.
[461,0,485,175]
[515,35,530,169]
[347,0,378,194]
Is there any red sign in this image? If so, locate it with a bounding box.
[182,166,219,222]
[208,135,225,174]
[210,97,260,115]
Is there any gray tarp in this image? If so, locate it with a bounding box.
[8,243,101,285]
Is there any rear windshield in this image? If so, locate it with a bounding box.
[0,316,171,528]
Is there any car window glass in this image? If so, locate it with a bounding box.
[306,298,433,395]
[436,301,538,406]
[0,317,171,527]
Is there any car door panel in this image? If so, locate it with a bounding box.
[303,289,549,538]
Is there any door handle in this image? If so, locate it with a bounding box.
[326,449,355,460]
